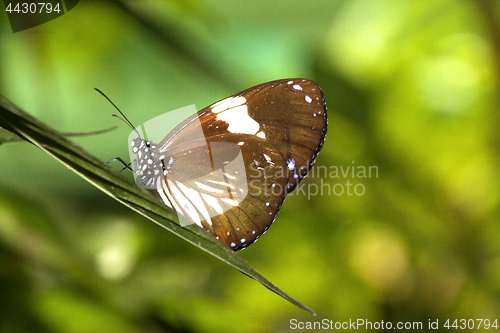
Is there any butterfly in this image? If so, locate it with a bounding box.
[101,79,327,250]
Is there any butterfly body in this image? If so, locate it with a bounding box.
[130,79,327,250]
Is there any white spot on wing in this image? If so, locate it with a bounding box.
[216,105,260,135]
[207,179,234,189]
[293,84,302,91]
[221,198,239,207]
[256,131,265,139]
[222,172,236,180]
[263,153,274,166]
[305,95,312,103]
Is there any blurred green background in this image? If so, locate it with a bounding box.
[1,0,500,332]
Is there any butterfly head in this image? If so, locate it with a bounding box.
[94,88,169,189]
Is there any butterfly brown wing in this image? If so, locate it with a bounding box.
[156,79,327,250]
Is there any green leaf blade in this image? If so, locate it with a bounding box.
[0,96,316,315]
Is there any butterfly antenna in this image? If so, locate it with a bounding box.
[94,88,141,138]
[112,114,134,130]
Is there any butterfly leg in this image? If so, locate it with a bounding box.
[105,157,133,172]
